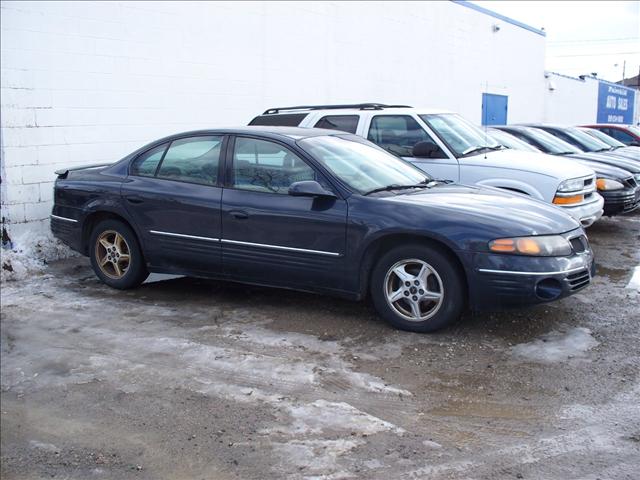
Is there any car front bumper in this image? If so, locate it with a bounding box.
[601,186,640,216]
[464,232,594,310]
[559,193,604,227]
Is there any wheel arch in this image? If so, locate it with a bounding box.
[81,210,139,256]
[358,233,468,300]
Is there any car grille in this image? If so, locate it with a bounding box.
[567,269,590,291]
[625,176,638,189]
[569,235,588,253]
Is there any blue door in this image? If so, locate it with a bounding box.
[482,93,508,126]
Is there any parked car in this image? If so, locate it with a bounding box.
[51,127,594,333]
[578,126,640,156]
[494,126,640,216]
[525,124,640,162]
[581,124,640,146]
[250,104,603,227]
[487,128,542,153]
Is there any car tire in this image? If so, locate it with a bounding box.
[370,243,466,333]
[89,219,148,289]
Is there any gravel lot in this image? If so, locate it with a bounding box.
[1,213,639,480]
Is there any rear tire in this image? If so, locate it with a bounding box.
[89,219,148,289]
[370,243,465,332]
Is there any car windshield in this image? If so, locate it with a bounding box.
[419,113,500,157]
[298,135,430,194]
[579,128,626,148]
[488,129,540,152]
[563,127,612,152]
[518,127,583,154]
[627,125,640,136]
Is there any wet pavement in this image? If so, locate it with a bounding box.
[1,213,639,479]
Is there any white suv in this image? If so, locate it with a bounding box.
[250,104,604,227]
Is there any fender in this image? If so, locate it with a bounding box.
[474,178,547,201]
[81,198,146,249]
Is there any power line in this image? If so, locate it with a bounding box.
[547,37,640,44]
[550,51,640,58]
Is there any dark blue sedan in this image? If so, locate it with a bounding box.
[51,127,594,332]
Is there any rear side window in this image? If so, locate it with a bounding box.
[367,115,438,157]
[248,113,308,127]
[156,136,223,185]
[130,143,168,177]
[314,115,359,134]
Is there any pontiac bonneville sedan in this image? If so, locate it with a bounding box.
[51,127,594,332]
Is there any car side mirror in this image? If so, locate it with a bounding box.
[288,181,336,198]
[412,141,440,158]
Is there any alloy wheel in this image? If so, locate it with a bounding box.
[95,230,131,279]
[383,258,444,322]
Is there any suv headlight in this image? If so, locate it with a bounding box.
[557,177,585,192]
[489,235,572,256]
[596,178,624,191]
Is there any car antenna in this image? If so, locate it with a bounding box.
[483,80,489,160]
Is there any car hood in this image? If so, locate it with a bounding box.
[471,149,595,179]
[567,157,632,179]
[566,152,640,174]
[383,183,579,237]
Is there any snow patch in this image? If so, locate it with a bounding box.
[282,400,403,435]
[511,327,598,363]
[29,440,59,452]
[626,266,640,291]
[272,438,361,474]
[1,232,77,282]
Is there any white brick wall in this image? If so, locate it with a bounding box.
[1,0,551,239]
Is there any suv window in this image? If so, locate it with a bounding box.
[156,136,223,185]
[367,115,440,157]
[314,115,359,134]
[248,113,308,127]
[232,137,316,194]
[130,143,168,177]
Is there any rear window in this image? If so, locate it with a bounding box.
[248,113,308,127]
[314,115,359,134]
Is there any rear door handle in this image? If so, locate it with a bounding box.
[229,210,249,219]
[125,196,144,204]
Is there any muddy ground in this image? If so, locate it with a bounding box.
[1,214,639,480]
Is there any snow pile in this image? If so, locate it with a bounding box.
[626,266,640,291]
[1,232,78,282]
[511,327,598,363]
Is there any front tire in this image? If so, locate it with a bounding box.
[370,244,466,332]
[89,219,148,289]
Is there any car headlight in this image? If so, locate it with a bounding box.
[489,235,572,256]
[557,177,585,193]
[596,178,624,191]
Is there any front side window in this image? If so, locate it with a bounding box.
[130,143,168,177]
[419,114,500,157]
[367,115,440,157]
[156,136,223,185]
[314,115,359,134]
[232,137,316,194]
[298,135,429,194]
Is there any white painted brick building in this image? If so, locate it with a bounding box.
[0,1,634,240]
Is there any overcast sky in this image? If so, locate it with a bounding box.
[473,1,640,83]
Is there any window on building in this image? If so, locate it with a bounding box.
[314,115,359,134]
[156,136,223,185]
[130,143,168,177]
[232,137,316,194]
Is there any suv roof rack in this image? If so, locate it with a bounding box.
[262,103,413,115]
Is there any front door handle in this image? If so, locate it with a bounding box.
[229,210,249,219]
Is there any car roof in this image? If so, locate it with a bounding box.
[258,107,455,116]
[582,124,634,128]
[150,126,345,144]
